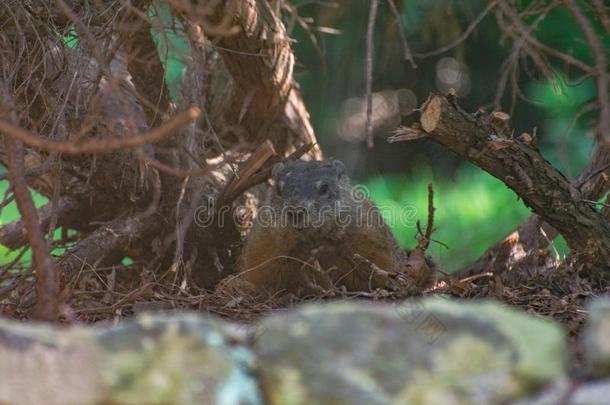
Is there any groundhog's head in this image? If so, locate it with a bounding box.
[264,159,353,235]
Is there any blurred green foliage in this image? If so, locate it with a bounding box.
[364,165,568,269]
[526,76,596,178]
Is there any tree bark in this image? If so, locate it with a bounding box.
[200,0,321,158]
[455,143,610,278]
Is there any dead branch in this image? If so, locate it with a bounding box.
[54,0,111,78]
[410,95,610,268]
[0,197,77,250]
[60,215,159,287]
[221,140,277,201]
[364,0,379,148]
[454,214,555,279]
[577,145,610,198]
[453,138,610,279]
[7,138,59,321]
[0,107,200,155]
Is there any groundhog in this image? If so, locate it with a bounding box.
[235,159,420,297]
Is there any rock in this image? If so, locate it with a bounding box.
[409,298,567,385]
[560,380,610,405]
[0,313,262,405]
[0,319,102,405]
[253,297,567,405]
[514,378,610,405]
[0,298,571,404]
[583,295,610,376]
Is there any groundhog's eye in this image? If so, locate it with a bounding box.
[318,182,329,196]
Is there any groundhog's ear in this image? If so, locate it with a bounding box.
[271,162,285,179]
[332,160,345,178]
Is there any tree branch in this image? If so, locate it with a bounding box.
[0,197,77,250]
[59,215,158,286]
[0,107,200,155]
[411,95,610,268]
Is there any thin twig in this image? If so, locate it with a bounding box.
[139,151,215,179]
[7,138,59,321]
[386,0,416,68]
[591,0,610,34]
[497,0,593,76]
[415,183,436,251]
[365,0,379,148]
[414,1,496,58]
[424,183,435,249]
[564,0,610,147]
[54,0,111,77]
[493,0,559,110]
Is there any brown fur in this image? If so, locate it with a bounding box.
[237,160,408,297]
[240,205,403,293]
[239,161,405,296]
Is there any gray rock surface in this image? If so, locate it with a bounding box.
[514,379,610,405]
[253,297,567,405]
[584,295,610,376]
[0,297,577,405]
[0,313,262,405]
